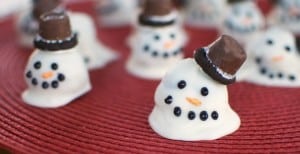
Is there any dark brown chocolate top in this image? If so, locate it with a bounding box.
[32,0,61,20]
[39,11,71,40]
[141,0,174,17]
[208,35,246,75]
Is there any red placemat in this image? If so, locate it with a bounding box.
[0,1,299,153]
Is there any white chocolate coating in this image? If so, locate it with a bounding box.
[221,1,264,46]
[237,27,300,87]
[16,11,118,70]
[22,47,91,108]
[96,0,139,27]
[268,0,300,34]
[149,58,240,141]
[184,0,226,28]
[126,25,187,80]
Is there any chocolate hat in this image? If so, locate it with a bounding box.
[34,10,78,51]
[194,35,247,85]
[139,0,177,27]
[32,0,61,20]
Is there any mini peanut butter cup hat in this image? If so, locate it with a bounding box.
[34,10,78,51]
[32,0,61,20]
[139,0,177,27]
[194,35,247,85]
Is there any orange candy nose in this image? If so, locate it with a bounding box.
[186,97,202,107]
[42,71,54,79]
[272,56,284,62]
[164,41,175,50]
[243,18,251,25]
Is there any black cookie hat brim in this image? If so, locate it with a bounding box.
[34,33,78,51]
[194,48,236,85]
[138,15,176,27]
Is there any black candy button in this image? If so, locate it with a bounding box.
[260,68,267,74]
[289,75,296,81]
[188,111,196,120]
[152,51,158,57]
[211,111,219,120]
[51,81,59,89]
[31,78,38,86]
[173,107,181,117]
[277,72,283,78]
[58,74,65,81]
[200,111,208,121]
[143,45,149,52]
[164,95,173,104]
[163,52,169,58]
[255,57,261,64]
[26,71,32,78]
[269,74,274,79]
[42,82,49,89]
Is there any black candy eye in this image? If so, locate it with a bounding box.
[170,33,176,39]
[51,63,58,70]
[200,87,209,96]
[143,45,150,52]
[266,39,273,45]
[177,80,186,89]
[154,35,160,41]
[285,46,291,52]
[34,61,41,69]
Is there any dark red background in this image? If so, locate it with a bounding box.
[0,0,299,153]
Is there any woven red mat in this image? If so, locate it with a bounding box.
[0,1,299,153]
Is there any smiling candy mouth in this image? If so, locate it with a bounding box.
[26,71,65,89]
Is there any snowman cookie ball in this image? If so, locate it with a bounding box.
[149,35,246,141]
[17,0,118,70]
[237,27,300,87]
[268,0,300,48]
[22,11,91,108]
[184,0,226,28]
[95,0,139,27]
[126,0,187,80]
[221,0,264,46]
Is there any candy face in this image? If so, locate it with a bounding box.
[237,27,300,87]
[22,49,91,108]
[126,26,186,79]
[222,1,264,45]
[149,59,240,141]
[185,0,225,27]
